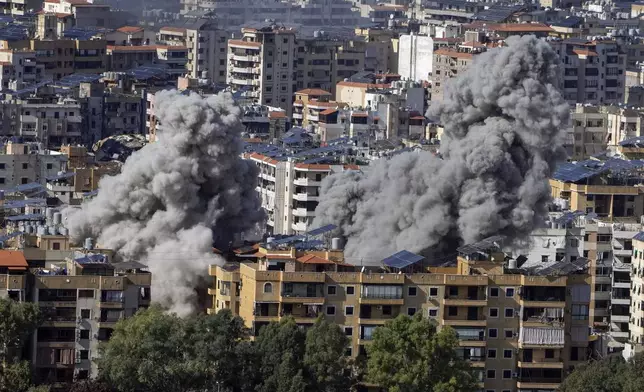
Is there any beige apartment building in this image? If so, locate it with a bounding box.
[185,18,229,85]
[431,48,478,102]
[626,233,644,358]
[210,240,593,392]
[0,227,150,389]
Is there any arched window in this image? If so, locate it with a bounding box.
[264,282,273,293]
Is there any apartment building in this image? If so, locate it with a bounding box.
[0,49,44,91]
[157,26,187,47]
[431,48,478,102]
[318,108,387,141]
[292,89,338,130]
[246,152,359,235]
[354,27,398,74]
[0,0,41,16]
[73,39,107,74]
[228,25,298,116]
[335,80,390,108]
[43,0,111,28]
[550,158,644,220]
[209,237,593,392]
[295,35,365,95]
[35,12,75,40]
[550,40,626,105]
[0,142,66,191]
[17,98,82,148]
[185,18,229,85]
[398,34,433,82]
[625,232,644,358]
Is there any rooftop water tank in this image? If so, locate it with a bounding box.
[59,227,68,236]
[45,208,54,221]
[37,226,46,236]
[508,259,518,269]
[47,226,56,236]
[53,212,62,226]
[84,237,93,250]
[331,237,343,250]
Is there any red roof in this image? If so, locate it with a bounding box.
[295,88,331,96]
[268,111,286,119]
[297,254,332,264]
[117,26,144,33]
[337,81,390,89]
[573,49,599,57]
[0,250,28,270]
[320,108,338,115]
[228,39,261,48]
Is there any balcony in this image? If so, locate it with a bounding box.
[518,360,564,369]
[359,290,404,306]
[230,54,260,62]
[519,327,565,348]
[292,208,315,217]
[594,291,611,300]
[613,281,630,289]
[611,297,630,305]
[293,177,322,187]
[231,66,259,74]
[292,221,308,232]
[516,381,561,390]
[442,319,487,327]
[41,316,78,328]
[293,193,319,202]
[230,77,255,86]
[443,298,487,307]
[292,112,303,120]
[611,315,629,323]
[308,114,319,122]
[614,248,632,257]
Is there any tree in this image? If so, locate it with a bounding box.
[0,298,41,392]
[559,355,626,392]
[66,380,114,392]
[254,317,308,392]
[304,317,353,392]
[365,314,477,392]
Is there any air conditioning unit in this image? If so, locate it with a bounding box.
[512,372,519,378]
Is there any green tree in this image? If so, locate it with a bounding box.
[365,314,477,392]
[624,352,644,392]
[304,317,353,392]
[0,298,41,392]
[66,380,114,392]
[255,317,308,392]
[559,355,626,392]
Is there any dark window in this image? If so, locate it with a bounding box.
[52,242,60,250]
[505,308,514,318]
[448,306,457,316]
[327,286,336,295]
[489,287,499,297]
[407,307,416,316]
[80,330,90,339]
[46,163,53,170]
[545,349,555,359]
[503,349,512,358]
[80,309,90,319]
[429,287,438,296]
[449,286,458,296]
[408,287,417,296]
[505,329,513,338]
[345,306,354,316]
[488,328,498,338]
[502,370,512,379]
[80,350,89,360]
[22,163,28,169]
[344,327,353,336]
[326,306,335,315]
[78,290,94,298]
[488,349,497,358]
[346,286,355,295]
[382,305,392,315]
[486,370,495,379]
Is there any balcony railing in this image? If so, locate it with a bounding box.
[361,293,403,300]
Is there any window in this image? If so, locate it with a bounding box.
[488,328,498,338]
[0,163,4,169]
[263,282,273,293]
[428,308,438,317]
[21,178,28,184]
[505,287,515,297]
[505,308,514,318]
[80,330,89,340]
[449,286,458,296]
[22,163,28,169]
[486,369,496,379]
[448,306,457,316]
[503,349,512,359]
[80,350,89,360]
[77,370,89,380]
[407,307,416,316]
[504,329,514,338]
[541,255,549,263]
[345,306,354,316]
[344,326,353,336]
[78,290,94,298]
[429,287,438,297]
[502,370,512,379]
[545,349,555,359]
[80,309,90,319]
[570,238,579,247]
[346,286,355,295]
[0,178,4,184]
[52,242,60,250]
[326,306,336,316]
[46,163,53,170]
[408,287,417,296]
[488,348,497,358]
[489,308,499,318]
[572,304,589,320]
[327,285,337,295]
[489,287,499,297]
[382,305,392,315]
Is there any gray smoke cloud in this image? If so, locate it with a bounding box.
[65,90,264,315]
[313,35,569,263]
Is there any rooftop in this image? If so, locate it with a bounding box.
[0,250,28,270]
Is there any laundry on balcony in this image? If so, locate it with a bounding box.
[519,327,565,346]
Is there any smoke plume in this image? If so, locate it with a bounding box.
[65,91,264,315]
[313,35,569,263]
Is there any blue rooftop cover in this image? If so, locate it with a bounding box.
[383,250,424,269]
[46,172,76,182]
[5,182,45,194]
[293,240,325,249]
[75,254,108,265]
[83,190,99,197]
[2,198,46,209]
[619,136,644,146]
[634,232,644,241]
[5,213,45,221]
[270,234,306,246]
[0,231,24,242]
[307,224,337,236]
[554,210,585,224]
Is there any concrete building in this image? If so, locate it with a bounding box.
[335,80,390,108]
[0,142,66,190]
[398,34,433,82]
[35,11,75,40]
[625,231,644,358]
[185,18,229,85]
[227,25,298,116]
[431,48,478,102]
[43,0,111,28]
[0,49,45,91]
[292,89,338,130]
[0,0,40,16]
[209,238,594,392]
[246,152,359,235]
[550,40,626,106]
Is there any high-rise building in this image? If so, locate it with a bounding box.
[185,18,229,85]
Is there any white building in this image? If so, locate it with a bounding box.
[246,152,359,235]
[0,49,45,91]
[0,142,66,191]
[625,231,644,359]
[43,0,111,28]
[398,34,433,82]
[185,18,229,85]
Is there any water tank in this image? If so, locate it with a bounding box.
[331,237,343,250]
[59,227,68,236]
[47,226,56,236]
[84,237,93,250]
[508,259,518,269]
[557,223,563,230]
[37,226,46,236]
[45,208,54,221]
[550,221,557,229]
[267,237,275,243]
[313,30,320,38]
[53,212,62,225]
[26,225,34,234]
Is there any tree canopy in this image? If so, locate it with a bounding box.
[365,313,478,392]
[0,298,42,392]
[560,352,644,392]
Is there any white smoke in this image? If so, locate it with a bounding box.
[65,90,264,315]
[313,36,569,263]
